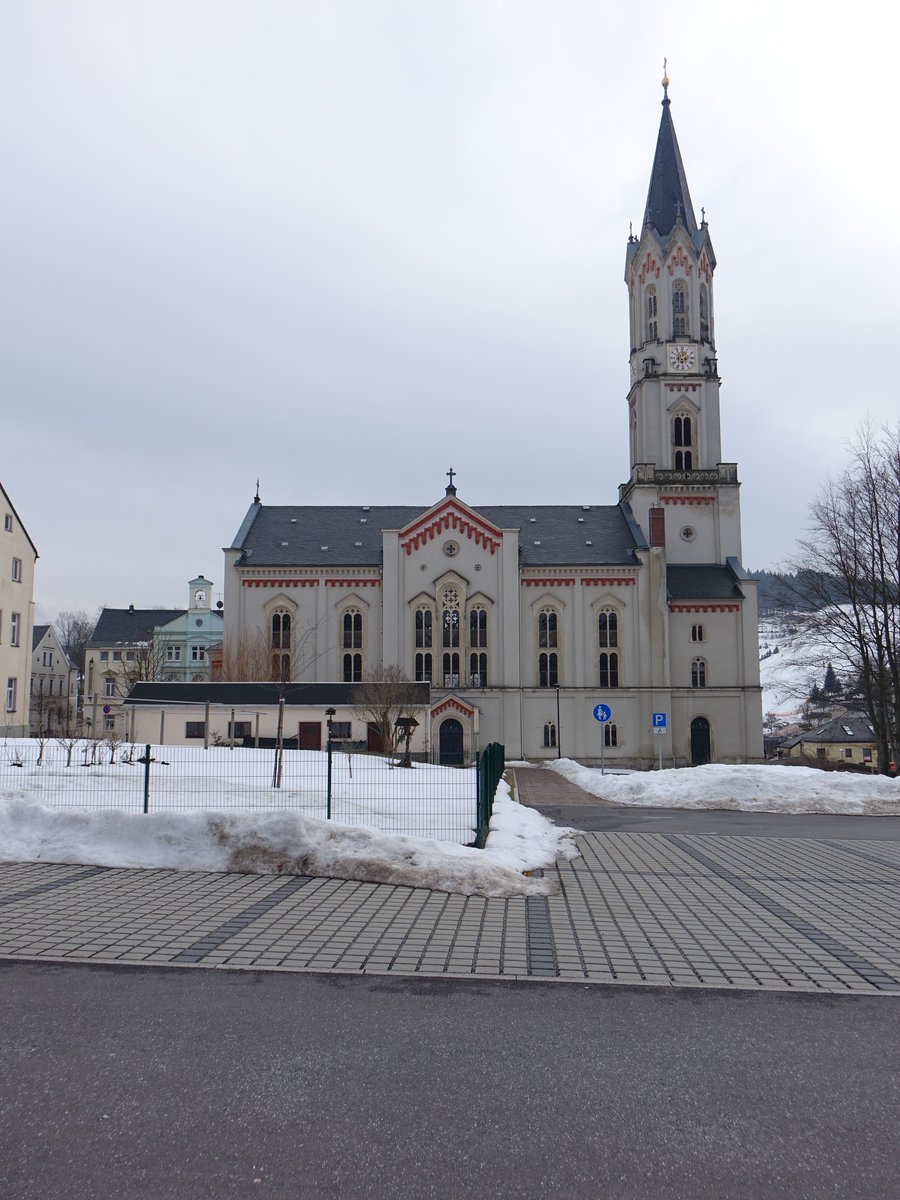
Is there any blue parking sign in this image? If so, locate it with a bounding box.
[652,712,667,729]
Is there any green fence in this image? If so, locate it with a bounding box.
[475,742,505,848]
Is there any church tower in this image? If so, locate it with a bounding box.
[621,71,743,567]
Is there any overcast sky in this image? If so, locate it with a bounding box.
[2,1,897,623]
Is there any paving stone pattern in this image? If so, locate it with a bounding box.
[2,827,899,994]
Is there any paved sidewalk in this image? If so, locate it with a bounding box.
[2,822,899,993]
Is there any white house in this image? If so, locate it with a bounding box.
[30,625,77,735]
[220,82,763,767]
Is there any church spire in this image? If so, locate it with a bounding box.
[642,68,698,240]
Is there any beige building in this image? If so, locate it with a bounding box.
[780,716,878,772]
[30,625,77,735]
[1,481,38,738]
[220,84,764,767]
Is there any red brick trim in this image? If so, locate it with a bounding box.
[241,578,319,588]
[520,578,576,587]
[669,603,740,613]
[399,499,502,557]
[580,577,637,587]
[659,495,716,506]
[431,696,475,719]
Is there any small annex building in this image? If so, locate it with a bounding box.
[779,715,878,772]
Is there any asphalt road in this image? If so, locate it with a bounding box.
[3,961,898,1199]
[527,804,900,838]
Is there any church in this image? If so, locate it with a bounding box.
[222,80,763,768]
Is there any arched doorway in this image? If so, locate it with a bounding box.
[439,718,464,766]
[691,717,711,766]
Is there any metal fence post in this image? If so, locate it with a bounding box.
[326,732,333,820]
[143,744,151,814]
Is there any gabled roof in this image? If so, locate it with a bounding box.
[88,608,186,648]
[789,715,877,746]
[32,624,51,650]
[229,502,641,569]
[0,480,39,560]
[125,681,431,708]
[643,87,697,241]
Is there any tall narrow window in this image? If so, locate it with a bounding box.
[6,677,16,712]
[469,652,487,687]
[469,607,487,647]
[343,609,362,650]
[598,609,618,649]
[10,612,20,647]
[691,658,707,688]
[271,609,292,680]
[415,652,432,683]
[538,609,557,649]
[11,557,22,582]
[699,284,709,341]
[598,652,619,688]
[691,624,704,642]
[543,722,557,748]
[442,652,460,688]
[343,652,362,683]
[415,608,433,649]
[538,652,558,688]
[673,411,695,471]
[441,588,460,652]
[645,286,658,341]
[672,281,688,337]
[604,723,618,747]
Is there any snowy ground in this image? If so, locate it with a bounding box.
[0,737,579,897]
[550,759,900,816]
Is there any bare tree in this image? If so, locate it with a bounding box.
[213,619,325,684]
[787,420,899,772]
[55,610,96,675]
[352,666,426,765]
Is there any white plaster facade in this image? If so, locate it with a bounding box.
[30,625,77,735]
[220,88,764,767]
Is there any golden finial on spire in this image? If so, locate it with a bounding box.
[662,57,669,91]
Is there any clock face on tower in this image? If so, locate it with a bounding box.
[669,344,695,371]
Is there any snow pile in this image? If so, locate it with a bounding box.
[0,779,579,897]
[549,759,900,816]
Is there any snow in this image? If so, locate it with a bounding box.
[0,739,579,897]
[549,759,900,816]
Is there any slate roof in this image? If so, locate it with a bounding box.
[88,608,186,648]
[32,624,50,651]
[666,564,745,601]
[782,715,876,749]
[643,89,698,240]
[229,501,644,569]
[125,682,431,708]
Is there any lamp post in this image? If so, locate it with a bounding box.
[325,707,336,819]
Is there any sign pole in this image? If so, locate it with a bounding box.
[658,733,663,772]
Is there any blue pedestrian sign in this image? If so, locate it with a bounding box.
[592,703,612,724]
[652,712,667,730]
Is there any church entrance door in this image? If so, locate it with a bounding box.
[690,717,711,766]
[439,719,464,766]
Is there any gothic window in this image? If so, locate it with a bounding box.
[469,652,487,687]
[415,652,433,683]
[673,411,696,471]
[442,652,460,688]
[598,652,619,688]
[415,607,433,649]
[672,280,688,337]
[691,624,704,642]
[469,607,487,648]
[343,652,362,683]
[441,589,460,649]
[342,608,362,650]
[271,609,292,680]
[645,286,658,341]
[691,657,707,688]
[538,653,558,688]
[699,284,710,341]
[538,609,557,649]
[543,722,557,748]
[604,723,618,747]
[598,609,618,649]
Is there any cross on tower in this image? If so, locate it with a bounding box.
[446,466,456,489]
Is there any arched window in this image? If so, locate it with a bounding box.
[442,589,460,649]
[469,652,487,687]
[645,286,658,341]
[598,609,618,649]
[538,652,558,688]
[343,652,362,683]
[538,609,557,649]
[672,280,688,337]
[415,652,432,683]
[271,610,291,650]
[598,652,619,688]
[673,411,696,471]
[342,608,362,650]
[699,284,710,341]
[604,723,618,747]
[442,652,460,688]
[415,608,433,649]
[691,624,704,642]
[543,722,557,748]
[691,657,707,688]
[469,607,487,648]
